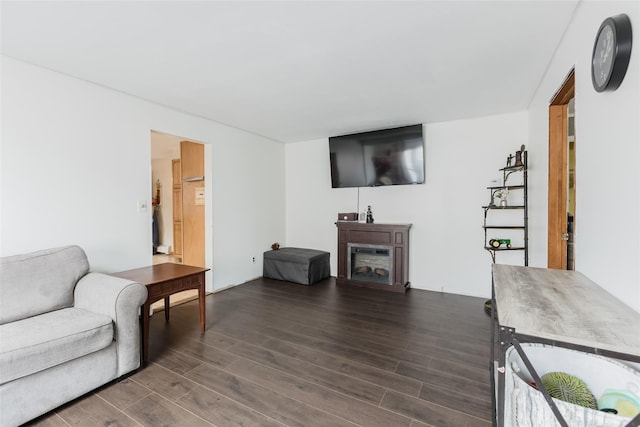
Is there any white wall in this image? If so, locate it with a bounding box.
[0,57,285,291]
[285,112,530,298]
[286,1,640,312]
[528,0,640,312]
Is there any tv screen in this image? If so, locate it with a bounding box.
[329,124,424,188]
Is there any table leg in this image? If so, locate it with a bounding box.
[141,302,150,363]
[199,273,206,332]
[164,296,170,322]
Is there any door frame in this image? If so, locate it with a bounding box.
[150,131,208,269]
[548,69,574,269]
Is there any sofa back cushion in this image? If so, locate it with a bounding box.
[0,246,90,324]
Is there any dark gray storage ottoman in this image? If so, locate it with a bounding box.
[263,247,330,285]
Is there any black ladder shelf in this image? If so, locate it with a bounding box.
[482,147,528,265]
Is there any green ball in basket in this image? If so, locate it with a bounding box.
[540,372,597,409]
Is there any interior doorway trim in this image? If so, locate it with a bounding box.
[150,130,210,271]
[547,69,574,269]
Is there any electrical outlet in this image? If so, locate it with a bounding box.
[252,257,256,263]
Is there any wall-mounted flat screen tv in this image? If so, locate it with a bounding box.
[329,124,424,188]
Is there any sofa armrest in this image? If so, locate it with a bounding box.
[74,272,147,376]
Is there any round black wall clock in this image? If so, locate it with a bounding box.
[591,14,633,92]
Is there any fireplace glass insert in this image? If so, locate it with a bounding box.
[347,243,393,285]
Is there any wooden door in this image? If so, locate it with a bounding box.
[180,141,205,267]
[548,105,568,269]
[548,70,574,269]
[172,159,183,259]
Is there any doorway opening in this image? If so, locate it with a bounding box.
[548,69,576,270]
[150,130,208,309]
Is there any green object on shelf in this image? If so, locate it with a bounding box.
[541,372,597,410]
[489,238,511,248]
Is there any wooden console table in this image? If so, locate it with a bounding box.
[112,263,210,362]
[336,222,411,292]
[491,265,640,426]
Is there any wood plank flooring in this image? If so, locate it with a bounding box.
[26,277,492,427]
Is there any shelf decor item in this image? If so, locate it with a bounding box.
[514,145,525,167]
[490,239,512,249]
[494,188,509,207]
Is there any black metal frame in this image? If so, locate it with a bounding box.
[483,150,528,266]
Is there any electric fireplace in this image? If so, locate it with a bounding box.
[335,222,411,292]
[348,244,393,286]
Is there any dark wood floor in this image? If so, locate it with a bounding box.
[27,277,493,427]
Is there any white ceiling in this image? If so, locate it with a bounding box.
[1,1,579,143]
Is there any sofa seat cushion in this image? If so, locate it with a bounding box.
[0,308,114,384]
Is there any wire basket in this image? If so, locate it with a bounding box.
[504,343,640,427]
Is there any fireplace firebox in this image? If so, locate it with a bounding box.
[336,222,411,292]
[348,244,393,285]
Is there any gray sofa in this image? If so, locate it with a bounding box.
[0,246,148,427]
